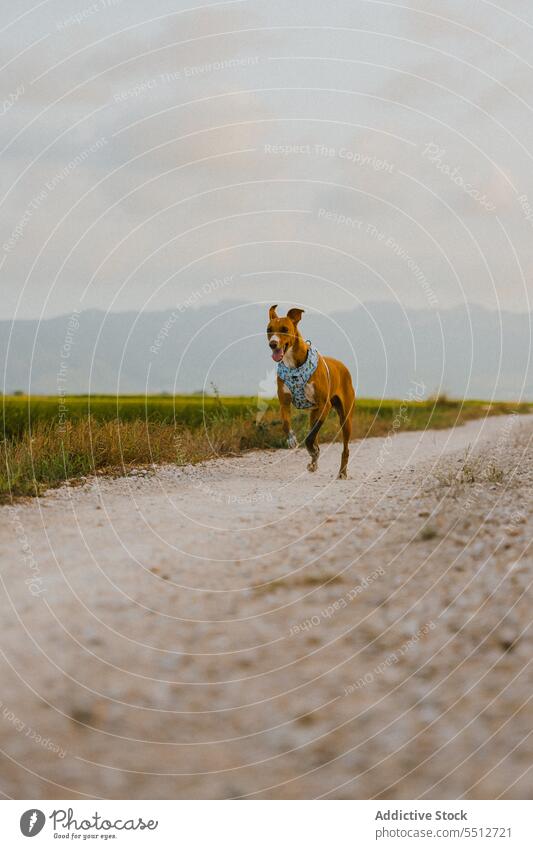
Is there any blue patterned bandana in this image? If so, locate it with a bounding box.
[277,344,319,409]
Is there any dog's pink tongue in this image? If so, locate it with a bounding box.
[271,349,284,363]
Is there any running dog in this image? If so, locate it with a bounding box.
[267,305,356,479]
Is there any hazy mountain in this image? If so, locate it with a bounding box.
[1,302,531,401]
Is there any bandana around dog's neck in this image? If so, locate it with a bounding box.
[277,342,319,409]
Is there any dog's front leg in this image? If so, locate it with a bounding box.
[286,430,298,448]
[278,382,297,448]
[282,403,297,448]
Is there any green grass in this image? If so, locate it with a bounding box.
[0,393,530,502]
[1,393,266,440]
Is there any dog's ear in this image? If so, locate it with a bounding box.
[287,308,304,326]
[269,304,278,319]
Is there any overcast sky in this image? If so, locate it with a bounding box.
[2,0,533,320]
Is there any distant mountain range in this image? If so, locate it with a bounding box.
[1,301,531,400]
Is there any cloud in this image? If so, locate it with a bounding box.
[1,0,533,319]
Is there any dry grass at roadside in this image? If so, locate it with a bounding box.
[434,446,507,489]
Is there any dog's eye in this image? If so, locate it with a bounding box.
[280,326,289,333]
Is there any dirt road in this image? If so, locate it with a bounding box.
[1,413,532,799]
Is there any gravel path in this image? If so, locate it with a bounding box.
[1,413,532,799]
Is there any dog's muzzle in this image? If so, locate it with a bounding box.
[270,341,285,362]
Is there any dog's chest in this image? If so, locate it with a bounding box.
[283,380,316,406]
[277,345,319,409]
[304,381,316,404]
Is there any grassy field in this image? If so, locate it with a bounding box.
[1,393,530,501]
[1,394,261,440]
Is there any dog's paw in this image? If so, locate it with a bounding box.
[337,471,348,480]
[307,461,318,473]
[287,431,298,449]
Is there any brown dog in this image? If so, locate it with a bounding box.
[267,305,355,479]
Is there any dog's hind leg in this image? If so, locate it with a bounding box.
[305,402,330,472]
[332,388,355,480]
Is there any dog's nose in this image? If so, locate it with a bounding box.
[269,340,278,349]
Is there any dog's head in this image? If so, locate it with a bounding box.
[266,305,304,362]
